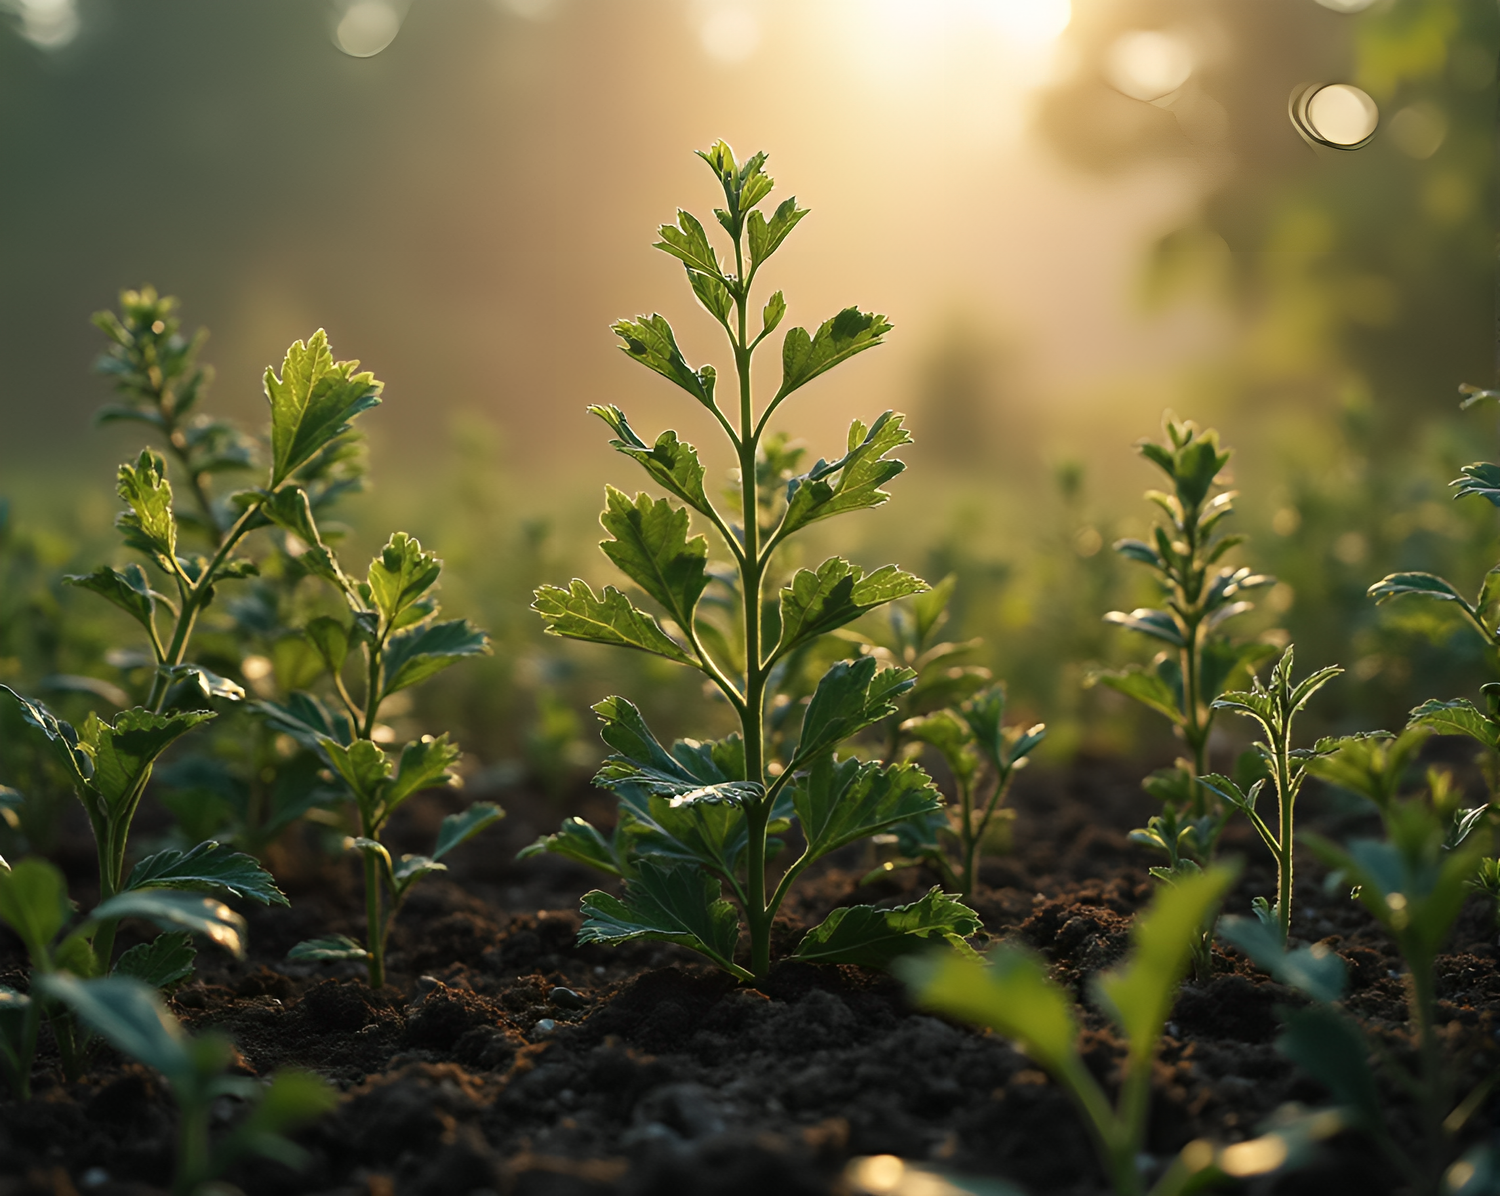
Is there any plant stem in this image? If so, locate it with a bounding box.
[1273,724,1295,942]
[958,774,977,901]
[364,850,385,988]
[174,1093,210,1196]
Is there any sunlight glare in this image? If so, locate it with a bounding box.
[1105,31,1194,102]
[696,1,761,64]
[2,0,80,49]
[974,0,1070,47]
[1301,83,1379,148]
[333,0,403,58]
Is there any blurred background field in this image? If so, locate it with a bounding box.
[1,0,1496,810]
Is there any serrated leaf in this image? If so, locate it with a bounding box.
[366,532,441,629]
[84,707,216,815]
[777,307,892,399]
[0,686,94,791]
[318,738,392,806]
[518,816,628,877]
[760,290,786,339]
[795,656,916,765]
[0,857,71,961]
[1218,915,1346,1002]
[1103,607,1184,647]
[898,944,1079,1077]
[381,618,491,696]
[260,487,351,592]
[287,934,369,963]
[159,664,245,703]
[89,890,246,958]
[264,330,382,486]
[654,209,723,278]
[747,197,808,269]
[578,859,746,978]
[588,407,712,515]
[534,580,695,665]
[433,803,505,860]
[793,754,942,861]
[599,487,709,632]
[1453,461,1500,508]
[37,974,191,1082]
[1092,867,1235,1061]
[1408,698,1500,748]
[792,888,980,968]
[251,692,354,750]
[115,449,177,570]
[591,696,762,806]
[612,314,716,408]
[780,413,911,536]
[775,557,928,656]
[1091,665,1183,724]
[1304,728,1428,810]
[113,931,196,990]
[64,564,158,633]
[382,734,462,812]
[687,268,733,324]
[124,841,288,906]
[1367,571,1473,610]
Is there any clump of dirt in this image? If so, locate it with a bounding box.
[0,758,1495,1195]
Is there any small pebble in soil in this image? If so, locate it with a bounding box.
[549,986,587,1009]
[532,1018,557,1040]
[594,965,605,976]
[415,975,443,995]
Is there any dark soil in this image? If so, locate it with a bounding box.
[2,757,1498,1196]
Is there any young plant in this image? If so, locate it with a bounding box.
[41,973,334,1196]
[0,856,247,1097]
[524,141,979,980]
[1092,416,1276,862]
[901,866,1275,1196]
[257,534,501,989]
[1200,646,1342,942]
[1221,798,1493,1196]
[869,686,1046,902]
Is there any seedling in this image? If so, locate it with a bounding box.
[1221,797,1493,1196]
[1200,646,1342,941]
[869,686,1046,901]
[257,534,501,988]
[0,855,247,1096]
[1093,416,1276,860]
[42,973,334,1196]
[524,141,979,979]
[902,866,1287,1196]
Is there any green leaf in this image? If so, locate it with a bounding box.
[760,290,787,339]
[578,859,747,978]
[1453,461,1500,508]
[1091,865,1236,1061]
[318,738,392,807]
[36,974,191,1083]
[113,931,196,990]
[775,557,928,656]
[903,710,978,779]
[1408,698,1500,748]
[213,1068,337,1174]
[381,618,491,696]
[534,580,696,665]
[305,616,351,674]
[124,841,288,907]
[264,330,383,486]
[158,664,246,703]
[780,413,912,535]
[777,307,892,399]
[792,888,980,968]
[599,487,709,632]
[433,803,505,860]
[382,734,463,812]
[1113,538,1163,568]
[252,693,355,750]
[588,407,712,515]
[1218,915,1345,1002]
[0,857,72,961]
[88,890,246,959]
[793,754,942,861]
[687,267,733,324]
[592,696,762,806]
[287,934,369,963]
[115,449,177,570]
[898,943,1079,1078]
[1090,664,1184,724]
[1278,1005,1381,1129]
[518,816,628,877]
[366,532,442,628]
[654,209,723,278]
[1367,571,1474,611]
[1199,639,1278,703]
[696,140,774,232]
[0,686,94,791]
[747,197,809,269]
[1305,729,1429,811]
[260,487,352,592]
[795,656,916,765]
[64,564,158,633]
[612,314,716,409]
[83,707,217,815]
[1103,607,1184,647]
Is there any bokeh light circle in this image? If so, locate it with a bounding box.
[1290,82,1379,149]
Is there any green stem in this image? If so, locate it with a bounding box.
[1409,963,1446,1192]
[958,774,977,901]
[174,1091,211,1196]
[364,850,385,988]
[1274,732,1295,942]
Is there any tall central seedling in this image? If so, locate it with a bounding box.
[527,143,979,980]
